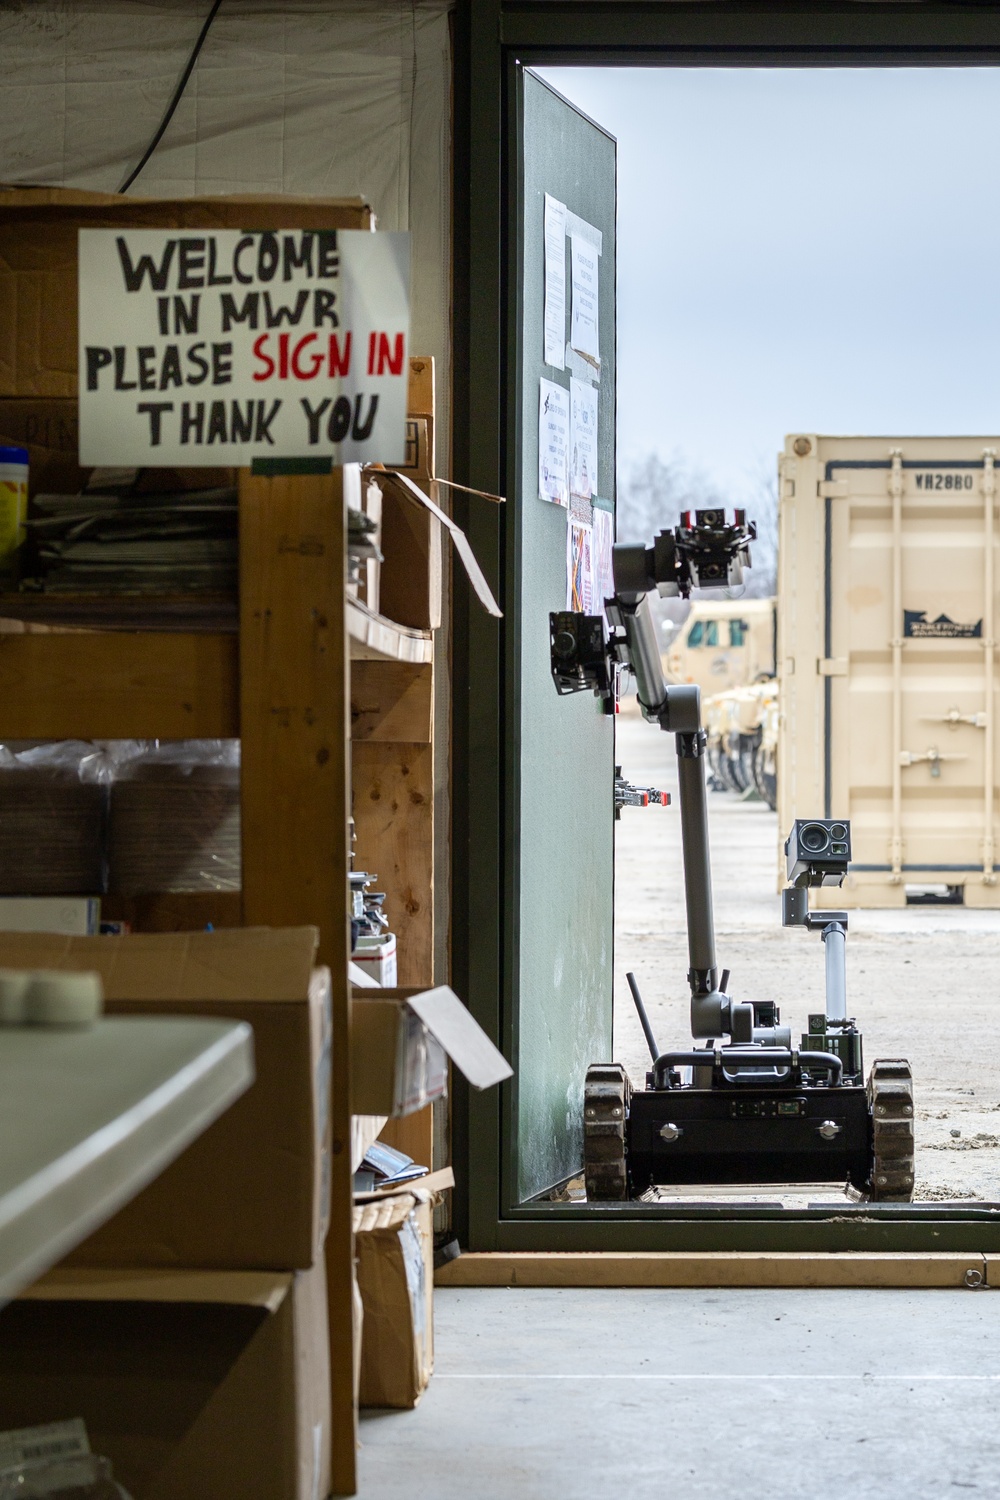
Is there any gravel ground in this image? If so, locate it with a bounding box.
[613,704,1000,1202]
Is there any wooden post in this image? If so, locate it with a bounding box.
[238,470,356,1496]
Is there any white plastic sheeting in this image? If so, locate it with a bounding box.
[0,0,455,983]
[0,0,453,467]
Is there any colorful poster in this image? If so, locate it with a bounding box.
[570,232,600,366]
[591,502,614,620]
[78,227,410,466]
[570,376,598,498]
[538,378,570,506]
[566,518,594,613]
[543,194,567,370]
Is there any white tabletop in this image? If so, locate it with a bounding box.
[0,1016,254,1303]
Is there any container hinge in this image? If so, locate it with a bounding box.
[818,479,849,498]
[817,658,847,676]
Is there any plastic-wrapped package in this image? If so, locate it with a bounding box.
[107,739,241,895]
[0,1454,132,1499]
[0,740,108,895]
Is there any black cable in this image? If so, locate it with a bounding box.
[118,0,224,194]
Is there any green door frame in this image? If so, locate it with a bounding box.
[450,0,1000,1253]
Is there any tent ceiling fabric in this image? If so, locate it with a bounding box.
[0,0,453,469]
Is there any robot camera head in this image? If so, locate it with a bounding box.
[785,818,851,888]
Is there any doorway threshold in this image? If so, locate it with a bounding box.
[436,1249,993,1289]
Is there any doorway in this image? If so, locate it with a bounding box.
[450,1,1000,1254]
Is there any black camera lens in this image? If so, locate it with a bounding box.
[553,630,577,659]
[799,822,831,854]
[830,822,848,841]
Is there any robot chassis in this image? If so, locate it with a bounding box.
[549,511,914,1204]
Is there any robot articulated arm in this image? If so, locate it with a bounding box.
[551,511,915,1203]
[549,508,761,1047]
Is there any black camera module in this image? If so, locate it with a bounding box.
[785,817,852,887]
[549,612,613,701]
[674,508,757,595]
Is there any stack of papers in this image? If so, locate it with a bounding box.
[26,486,238,593]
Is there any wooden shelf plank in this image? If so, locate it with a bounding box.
[0,633,239,740]
[347,598,433,664]
[351,661,433,743]
[237,469,356,1491]
[0,593,237,634]
[352,742,433,988]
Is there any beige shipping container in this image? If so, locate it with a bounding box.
[778,434,1000,908]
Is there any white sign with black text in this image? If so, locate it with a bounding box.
[78,228,410,466]
[538,378,570,507]
[570,234,600,367]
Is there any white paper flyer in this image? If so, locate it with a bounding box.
[570,233,600,366]
[543,194,567,370]
[570,376,598,498]
[538,377,570,506]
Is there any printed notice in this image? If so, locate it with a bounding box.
[538,378,570,507]
[570,376,598,498]
[543,194,567,370]
[591,502,614,620]
[567,518,594,613]
[78,227,411,466]
[570,233,600,366]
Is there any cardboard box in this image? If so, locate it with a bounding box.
[0,397,86,496]
[356,474,383,615]
[351,930,397,986]
[0,1263,330,1500]
[0,187,373,398]
[354,1189,435,1409]
[377,469,443,630]
[375,355,442,630]
[0,928,331,1270]
[352,984,513,1118]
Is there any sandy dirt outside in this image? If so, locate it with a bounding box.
[613,703,1000,1201]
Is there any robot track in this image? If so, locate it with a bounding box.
[583,1063,631,1201]
[866,1058,915,1202]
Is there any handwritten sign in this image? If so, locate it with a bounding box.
[78,228,410,466]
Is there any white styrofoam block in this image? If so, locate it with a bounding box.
[0,971,30,1025]
[22,971,104,1028]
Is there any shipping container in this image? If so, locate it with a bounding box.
[777,434,1000,907]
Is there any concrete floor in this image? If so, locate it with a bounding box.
[613,706,1000,1201]
[358,1284,1000,1498]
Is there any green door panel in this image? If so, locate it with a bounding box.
[512,70,617,1203]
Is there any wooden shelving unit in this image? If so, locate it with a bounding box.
[0,395,441,1500]
[0,466,360,1490]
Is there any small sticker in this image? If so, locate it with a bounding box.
[0,1420,90,1473]
[904,610,982,639]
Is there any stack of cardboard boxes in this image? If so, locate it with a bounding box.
[0,926,332,1500]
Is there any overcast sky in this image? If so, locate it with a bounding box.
[540,66,1000,505]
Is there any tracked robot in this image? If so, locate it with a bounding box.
[549,510,914,1203]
